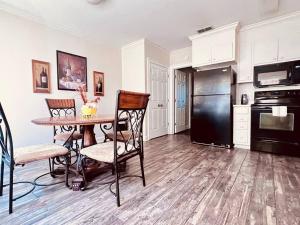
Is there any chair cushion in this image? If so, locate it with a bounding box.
[80,141,133,163]
[14,144,69,165]
[106,131,132,142]
[54,131,82,141]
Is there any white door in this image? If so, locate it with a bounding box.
[175,70,187,133]
[148,61,168,139]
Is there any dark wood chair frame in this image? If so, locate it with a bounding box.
[0,103,71,214]
[80,90,150,206]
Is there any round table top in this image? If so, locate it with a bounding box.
[32,114,116,126]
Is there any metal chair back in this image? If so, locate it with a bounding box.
[45,99,77,139]
[0,103,14,167]
[113,90,150,161]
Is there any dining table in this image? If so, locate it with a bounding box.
[31,114,123,190]
[31,114,119,147]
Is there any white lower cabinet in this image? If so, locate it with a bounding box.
[233,105,251,149]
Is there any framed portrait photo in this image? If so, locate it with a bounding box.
[56,50,87,91]
[93,71,104,96]
[32,60,51,93]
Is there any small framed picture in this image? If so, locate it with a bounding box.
[93,71,104,96]
[32,60,51,93]
[56,51,87,91]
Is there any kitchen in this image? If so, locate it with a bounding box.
[170,11,300,157]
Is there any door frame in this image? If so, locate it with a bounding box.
[146,58,170,141]
[169,63,192,134]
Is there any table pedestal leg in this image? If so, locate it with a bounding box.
[83,125,96,147]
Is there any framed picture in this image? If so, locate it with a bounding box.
[93,71,104,96]
[32,60,51,93]
[56,50,87,91]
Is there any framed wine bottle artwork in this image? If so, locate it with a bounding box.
[56,51,87,91]
[93,71,104,96]
[32,60,51,93]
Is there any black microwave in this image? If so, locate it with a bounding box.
[254,60,300,88]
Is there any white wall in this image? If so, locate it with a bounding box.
[168,47,192,134]
[0,11,122,148]
[121,39,146,92]
[170,47,192,67]
[145,40,169,67]
[121,39,169,140]
[121,39,169,93]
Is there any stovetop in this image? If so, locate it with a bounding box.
[253,90,300,106]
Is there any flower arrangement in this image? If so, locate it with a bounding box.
[78,85,100,118]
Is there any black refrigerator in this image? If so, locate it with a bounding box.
[191,66,236,148]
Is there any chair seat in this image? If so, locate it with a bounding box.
[80,141,133,163]
[14,144,69,165]
[54,131,82,141]
[106,131,132,142]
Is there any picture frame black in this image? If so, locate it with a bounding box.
[56,50,88,91]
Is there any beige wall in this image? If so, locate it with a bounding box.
[0,11,122,147]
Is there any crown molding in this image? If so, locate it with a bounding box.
[0,2,82,38]
[121,39,146,50]
[0,1,116,48]
[189,22,240,40]
[240,10,300,32]
[144,39,170,54]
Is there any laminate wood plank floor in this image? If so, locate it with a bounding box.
[1,133,300,225]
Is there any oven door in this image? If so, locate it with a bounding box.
[251,105,300,156]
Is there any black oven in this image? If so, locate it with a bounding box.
[251,90,300,157]
[254,60,300,87]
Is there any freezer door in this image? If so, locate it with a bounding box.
[193,67,231,96]
[191,95,232,146]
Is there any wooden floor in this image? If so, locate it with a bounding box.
[1,133,300,225]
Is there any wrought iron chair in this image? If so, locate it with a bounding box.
[0,103,70,214]
[45,98,82,174]
[79,90,150,206]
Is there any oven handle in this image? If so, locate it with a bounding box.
[252,106,272,110]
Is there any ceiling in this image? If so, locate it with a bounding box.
[0,0,300,50]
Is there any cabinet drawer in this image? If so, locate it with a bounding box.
[234,130,249,144]
[234,115,249,123]
[235,122,248,130]
[234,107,250,114]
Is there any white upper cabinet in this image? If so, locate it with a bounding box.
[253,38,278,65]
[238,41,253,83]
[189,22,239,68]
[249,13,300,66]
[211,41,234,63]
[278,32,300,62]
[192,36,211,66]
